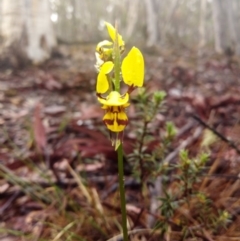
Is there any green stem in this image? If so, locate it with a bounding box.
[117,144,128,241]
[113,27,121,92]
[114,23,128,241]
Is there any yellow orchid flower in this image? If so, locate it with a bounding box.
[95,22,125,65]
[98,91,129,132]
[96,40,113,62]
[98,91,129,148]
[95,21,144,149]
[96,46,144,95]
[96,40,113,52]
[105,22,125,49]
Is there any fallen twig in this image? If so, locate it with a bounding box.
[191,114,240,155]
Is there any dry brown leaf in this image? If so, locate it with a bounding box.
[33,103,46,153]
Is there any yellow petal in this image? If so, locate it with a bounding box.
[96,71,109,94]
[98,91,129,106]
[96,40,113,53]
[96,62,113,94]
[103,111,128,132]
[105,22,124,47]
[121,47,144,87]
[100,61,114,74]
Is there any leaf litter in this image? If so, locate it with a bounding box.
[0,46,240,240]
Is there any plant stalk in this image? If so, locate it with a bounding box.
[114,22,128,241]
[117,144,128,241]
[113,25,121,92]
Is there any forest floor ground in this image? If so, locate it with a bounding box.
[0,45,240,241]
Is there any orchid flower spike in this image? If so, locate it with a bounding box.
[95,21,144,149]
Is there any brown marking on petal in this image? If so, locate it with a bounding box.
[111,106,121,114]
[104,119,114,125]
[117,119,128,126]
